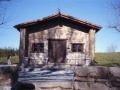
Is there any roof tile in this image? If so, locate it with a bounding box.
[14,12,102,30]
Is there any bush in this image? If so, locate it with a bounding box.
[0,47,19,57]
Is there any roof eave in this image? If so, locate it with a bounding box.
[14,12,102,31]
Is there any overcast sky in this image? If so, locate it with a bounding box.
[0,0,120,52]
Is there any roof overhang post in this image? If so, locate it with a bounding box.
[89,29,96,65]
[19,28,27,67]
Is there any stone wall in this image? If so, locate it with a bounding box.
[0,65,18,90]
[17,66,120,90]
[28,25,90,65]
[2,65,120,90]
[73,66,120,90]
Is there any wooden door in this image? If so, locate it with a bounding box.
[48,39,66,63]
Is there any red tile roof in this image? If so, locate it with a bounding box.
[14,11,102,30]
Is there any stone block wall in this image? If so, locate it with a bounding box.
[28,25,90,65]
[0,65,18,90]
[73,66,120,90]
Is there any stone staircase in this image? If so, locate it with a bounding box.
[17,65,74,90]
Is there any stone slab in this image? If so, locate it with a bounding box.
[19,81,72,90]
[19,69,74,82]
[0,65,18,89]
[74,66,108,77]
[74,82,109,90]
[109,67,120,77]
[74,76,95,82]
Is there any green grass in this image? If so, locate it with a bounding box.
[95,52,120,67]
[0,52,120,67]
[0,56,19,64]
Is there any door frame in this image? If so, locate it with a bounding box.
[48,39,67,63]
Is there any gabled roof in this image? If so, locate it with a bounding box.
[14,11,102,31]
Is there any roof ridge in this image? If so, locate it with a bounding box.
[14,12,102,30]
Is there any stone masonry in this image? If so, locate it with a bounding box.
[0,65,120,90]
[28,26,90,65]
[73,66,120,90]
[0,65,18,90]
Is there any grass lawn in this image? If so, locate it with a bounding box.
[0,52,120,67]
[95,52,120,67]
[0,56,19,64]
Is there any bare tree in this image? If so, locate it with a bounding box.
[106,44,117,52]
[0,0,20,27]
[107,0,120,32]
[0,0,12,26]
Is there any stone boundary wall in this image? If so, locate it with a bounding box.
[1,65,120,90]
[0,65,18,90]
[73,66,120,90]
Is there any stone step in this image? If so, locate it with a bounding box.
[20,64,74,72]
[19,81,73,90]
[39,87,73,90]
[18,67,74,90]
[19,68,74,82]
[40,88,72,90]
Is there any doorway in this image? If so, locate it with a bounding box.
[48,39,66,63]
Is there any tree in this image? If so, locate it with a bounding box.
[106,44,117,52]
[0,0,20,27]
[0,0,12,26]
[107,0,120,32]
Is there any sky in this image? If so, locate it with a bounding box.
[0,0,120,52]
